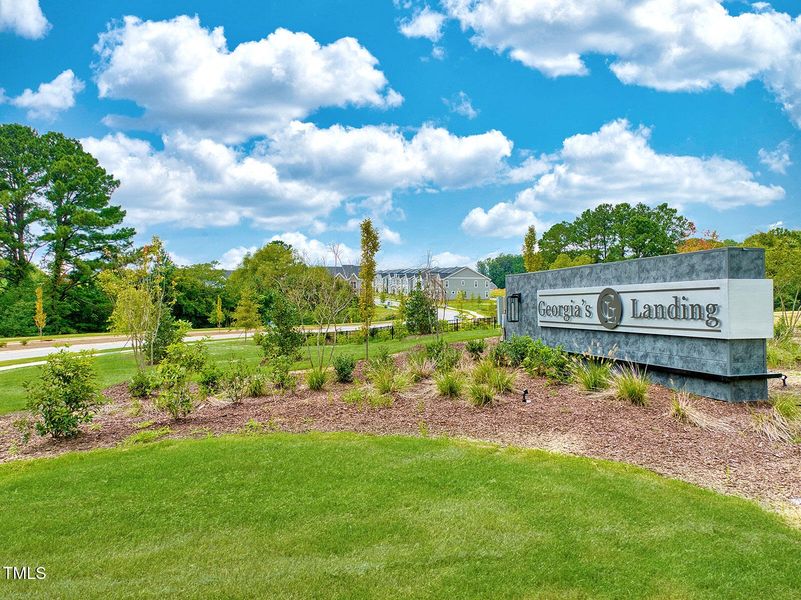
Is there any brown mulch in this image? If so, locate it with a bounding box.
[1,349,800,515]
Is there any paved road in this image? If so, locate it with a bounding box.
[0,323,396,369]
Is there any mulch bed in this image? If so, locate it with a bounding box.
[1,344,799,515]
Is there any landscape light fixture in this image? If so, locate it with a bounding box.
[507,293,521,323]
[522,389,529,403]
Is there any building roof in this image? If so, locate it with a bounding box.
[324,264,361,279]
[376,266,486,279]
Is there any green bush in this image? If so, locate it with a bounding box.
[162,339,208,372]
[198,364,223,395]
[767,338,801,369]
[467,382,494,407]
[220,360,252,403]
[155,361,196,419]
[268,356,297,391]
[368,346,393,370]
[425,339,461,371]
[493,336,536,368]
[342,387,392,408]
[333,354,356,383]
[144,316,191,365]
[572,357,612,391]
[465,338,486,360]
[435,370,464,397]
[405,289,437,334]
[128,369,161,399]
[306,367,327,391]
[247,370,268,397]
[613,366,650,406]
[523,340,572,384]
[26,350,102,438]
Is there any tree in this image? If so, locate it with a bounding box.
[210,295,225,328]
[455,289,467,314]
[406,287,436,334]
[0,124,48,284]
[743,228,801,309]
[477,253,525,288]
[173,262,228,327]
[538,203,694,266]
[522,225,544,272]
[101,237,175,368]
[232,288,262,338]
[258,290,303,360]
[677,231,734,253]
[227,240,303,297]
[34,285,46,337]
[359,219,380,359]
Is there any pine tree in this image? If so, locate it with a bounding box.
[34,285,47,337]
[359,219,381,359]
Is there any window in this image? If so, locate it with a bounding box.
[485,281,488,287]
[507,293,521,323]
[445,280,449,288]
[461,280,465,286]
[474,281,478,287]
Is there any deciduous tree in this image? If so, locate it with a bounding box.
[359,219,380,359]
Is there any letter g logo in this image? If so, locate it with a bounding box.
[597,288,623,330]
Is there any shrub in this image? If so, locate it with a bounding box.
[406,289,436,334]
[267,356,296,391]
[144,316,191,365]
[498,336,537,368]
[220,360,251,403]
[128,369,161,399]
[669,390,726,431]
[333,354,356,383]
[425,339,461,372]
[465,339,486,360]
[306,367,327,391]
[155,361,196,419]
[342,387,366,406]
[198,364,223,395]
[435,370,464,397]
[162,339,208,372]
[572,357,612,391]
[472,360,496,386]
[467,383,494,407]
[247,370,268,397]
[407,350,435,382]
[26,350,101,438]
[613,366,650,406]
[523,340,572,384]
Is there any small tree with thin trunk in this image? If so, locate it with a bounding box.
[232,288,262,339]
[359,219,380,359]
[34,285,47,337]
[523,225,544,272]
[210,295,224,328]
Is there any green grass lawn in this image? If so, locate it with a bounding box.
[0,433,798,599]
[443,298,498,317]
[0,328,499,416]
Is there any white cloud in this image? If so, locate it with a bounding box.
[443,91,478,119]
[462,202,543,238]
[0,0,49,39]
[399,6,446,42]
[462,119,784,237]
[82,121,513,232]
[269,232,359,265]
[768,220,784,230]
[218,246,258,270]
[81,132,343,230]
[380,227,402,245]
[266,120,513,194]
[93,16,403,142]
[8,70,84,119]
[431,251,472,266]
[443,0,801,127]
[758,141,792,174]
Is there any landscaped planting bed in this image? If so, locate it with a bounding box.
[1,341,799,511]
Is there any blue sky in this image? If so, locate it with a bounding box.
[1,0,799,269]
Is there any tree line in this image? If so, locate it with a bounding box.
[477,202,800,308]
